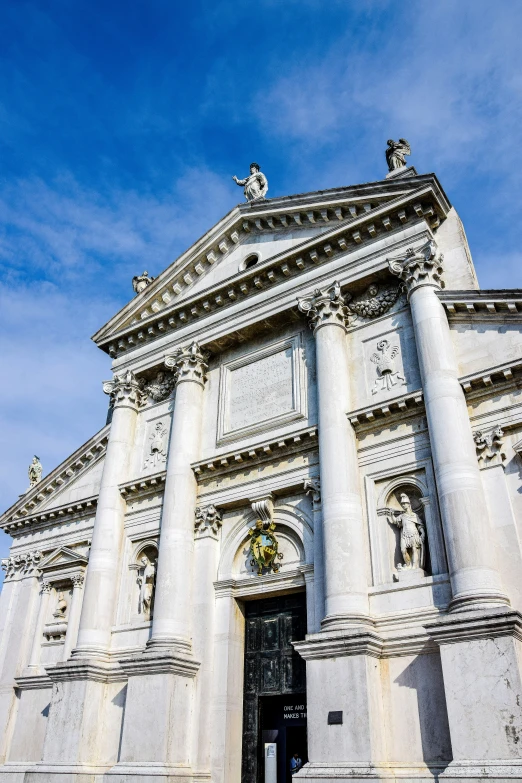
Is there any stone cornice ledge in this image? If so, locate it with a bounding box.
[45,659,126,684]
[294,623,439,660]
[425,608,522,645]
[192,425,318,478]
[214,566,310,597]
[15,673,52,690]
[459,357,522,396]
[348,390,424,428]
[118,650,200,678]
[438,288,522,319]
[119,471,167,498]
[2,495,98,535]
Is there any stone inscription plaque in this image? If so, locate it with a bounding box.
[228,347,294,432]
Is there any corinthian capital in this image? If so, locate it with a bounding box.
[103,370,145,410]
[297,281,349,333]
[388,240,444,295]
[165,341,210,387]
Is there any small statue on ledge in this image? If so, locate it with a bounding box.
[28,456,42,489]
[132,270,155,295]
[385,139,411,172]
[232,163,268,202]
[52,591,68,620]
[379,492,426,571]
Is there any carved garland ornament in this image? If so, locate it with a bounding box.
[298,281,403,331]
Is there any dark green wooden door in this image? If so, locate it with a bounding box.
[241,593,307,783]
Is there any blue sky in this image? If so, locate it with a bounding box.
[1,0,521,577]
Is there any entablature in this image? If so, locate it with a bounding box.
[98,180,448,361]
[438,289,522,320]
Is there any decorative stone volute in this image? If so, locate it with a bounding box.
[297,281,349,333]
[103,370,145,410]
[388,239,444,295]
[249,493,274,523]
[194,504,223,540]
[165,341,210,387]
[304,477,321,506]
[474,425,506,469]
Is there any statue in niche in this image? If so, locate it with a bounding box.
[144,422,168,469]
[132,270,155,294]
[28,455,42,488]
[232,163,268,202]
[379,492,426,572]
[137,554,156,619]
[370,339,406,394]
[52,591,68,620]
[385,139,411,171]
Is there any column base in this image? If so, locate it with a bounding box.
[448,592,510,614]
[320,614,374,632]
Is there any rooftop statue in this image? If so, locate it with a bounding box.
[132,270,155,295]
[385,138,411,172]
[232,162,268,202]
[28,455,42,489]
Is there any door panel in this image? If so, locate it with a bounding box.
[241,593,307,783]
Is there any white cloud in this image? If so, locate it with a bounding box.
[0,165,234,572]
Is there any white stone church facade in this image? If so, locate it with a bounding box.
[0,163,521,782]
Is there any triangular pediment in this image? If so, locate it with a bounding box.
[38,546,89,572]
[0,425,109,534]
[93,174,448,352]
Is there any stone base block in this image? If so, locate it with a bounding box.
[117,651,199,768]
[293,762,447,781]
[438,760,522,780]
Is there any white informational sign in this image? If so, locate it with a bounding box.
[264,742,277,783]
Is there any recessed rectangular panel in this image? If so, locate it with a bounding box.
[261,654,280,692]
[261,617,280,651]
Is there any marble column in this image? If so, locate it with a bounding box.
[389,240,508,612]
[114,343,207,775]
[27,581,52,670]
[63,574,84,661]
[298,282,369,627]
[74,370,143,658]
[147,341,209,652]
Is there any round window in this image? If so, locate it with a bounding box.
[242,253,259,270]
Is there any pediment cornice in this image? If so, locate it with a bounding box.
[96,177,449,359]
[0,426,109,532]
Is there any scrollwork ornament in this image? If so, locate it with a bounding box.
[297,281,350,333]
[102,370,146,410]
[165,341,210,387]
[388,240,444,294]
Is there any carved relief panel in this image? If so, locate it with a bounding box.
[217,334,308,444]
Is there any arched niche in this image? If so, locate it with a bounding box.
[379,477,431,576]
[218,505,313,582]
[129,539,158,620]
